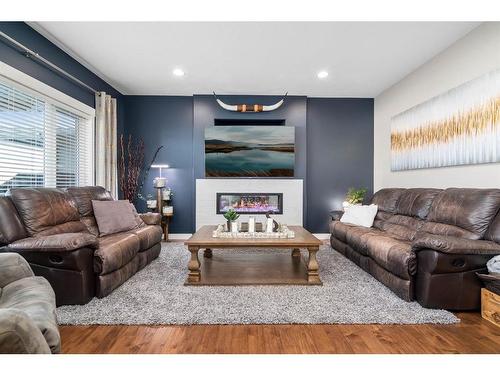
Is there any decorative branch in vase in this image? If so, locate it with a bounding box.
[118,134,145,203]
[137,145,164,203]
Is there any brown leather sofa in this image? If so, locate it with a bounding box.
[330,188,500,310]
[0,186,162,306]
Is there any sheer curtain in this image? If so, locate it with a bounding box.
[95,92,117,197]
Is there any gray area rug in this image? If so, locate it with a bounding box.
[57,242,459,325]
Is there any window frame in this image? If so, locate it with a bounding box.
[0,61,96,189]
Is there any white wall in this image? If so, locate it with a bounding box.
[374,22,500,190]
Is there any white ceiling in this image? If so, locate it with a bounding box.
[31,22,480,97]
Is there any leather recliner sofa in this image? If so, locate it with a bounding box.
[0,252,60,354]
[330,188,500,310]
[0,186,162,306]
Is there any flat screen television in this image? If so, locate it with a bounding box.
[205,125,295,177]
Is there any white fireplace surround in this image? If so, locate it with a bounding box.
[196,179,303,230]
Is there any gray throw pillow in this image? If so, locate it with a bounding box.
[91,200,139,236]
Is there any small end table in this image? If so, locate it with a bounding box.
[161,212,173,241]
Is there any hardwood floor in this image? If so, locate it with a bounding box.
[60,312,500,354]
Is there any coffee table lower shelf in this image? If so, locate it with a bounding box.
[184,250,322,286]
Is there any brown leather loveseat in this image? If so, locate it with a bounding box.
[0,186,162,306]
[330,188,500,310]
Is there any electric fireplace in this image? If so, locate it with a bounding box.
[216,193,283,214]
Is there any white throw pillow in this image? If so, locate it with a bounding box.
[340,204,378,228]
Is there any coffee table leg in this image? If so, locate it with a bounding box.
[188,246,201,283]
[204,248,213,258]
[292,248,301,258]
[307,247,321,284]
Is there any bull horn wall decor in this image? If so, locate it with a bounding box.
[213,92,288,112]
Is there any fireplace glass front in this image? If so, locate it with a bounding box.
[216,193,283,214]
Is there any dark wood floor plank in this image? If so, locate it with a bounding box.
[59,313,500,354]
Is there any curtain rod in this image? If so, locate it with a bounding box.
[0,30,100,95]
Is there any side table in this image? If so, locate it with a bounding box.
[161,212,173,241]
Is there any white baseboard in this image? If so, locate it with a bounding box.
[168,233,192,240]
[168,233,330,241]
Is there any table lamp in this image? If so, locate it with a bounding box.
[152,164,169,215]
[152,164,169,188]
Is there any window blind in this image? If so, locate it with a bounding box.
[0,79,93,195]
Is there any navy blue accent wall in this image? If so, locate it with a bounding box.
[306,98,374,233]
[123,96,194,233]
[193,94,308,224]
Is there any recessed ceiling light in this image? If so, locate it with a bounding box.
[317,71,328,79]
[173,68,185,77]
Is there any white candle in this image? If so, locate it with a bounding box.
[231,221,238,233]
[266,218,274,233]
[248,216,255,233]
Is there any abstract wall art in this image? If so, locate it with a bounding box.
[390,69,500,171]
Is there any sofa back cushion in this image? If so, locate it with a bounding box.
[395,188,442,219]
[424,188,500,239]
[66,186,113,217]
[67,186,114,236]
[8,188,86,236]
[0,197,27,245]
[370,188,405,213]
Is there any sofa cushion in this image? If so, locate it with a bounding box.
[395,188,442,219]
[7,233,98,252]
[382,215,425,241]
[364,235,416,279]
[92,200,140,237]
[340,204,378,228]
[371,188,405,213]
[0,276,60,353]
[66,186,113,217]
[8,188,83,236]
[128,225,163,250]
[345,226,385,256]
[485,210,500,244]
[330,220,351,242]
[426,188,500,239]
[412,233,500,255]
[139,213,162,226]
[0,197,27,245]
[94,232,140,274]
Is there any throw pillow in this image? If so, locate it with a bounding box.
[340,204,378,228]
[92,200,140,236]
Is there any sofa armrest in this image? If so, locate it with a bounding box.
[412,233,500,255]
[6,233,98,253]
[330,210,344,221]
[140,213,162,226]
[0,310,51,354]
[0,253,34,288]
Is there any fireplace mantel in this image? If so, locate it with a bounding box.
[196,179,303,230]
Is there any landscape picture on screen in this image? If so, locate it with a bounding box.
[205,126,295,177]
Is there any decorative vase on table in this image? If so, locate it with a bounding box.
[223,208,240,232]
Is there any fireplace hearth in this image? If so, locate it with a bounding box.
[216,193,283,214]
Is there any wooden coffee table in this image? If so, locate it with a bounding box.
[184,225,323,286]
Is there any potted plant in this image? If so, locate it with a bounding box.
[343,187,367,210]
[223,208,240,232]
